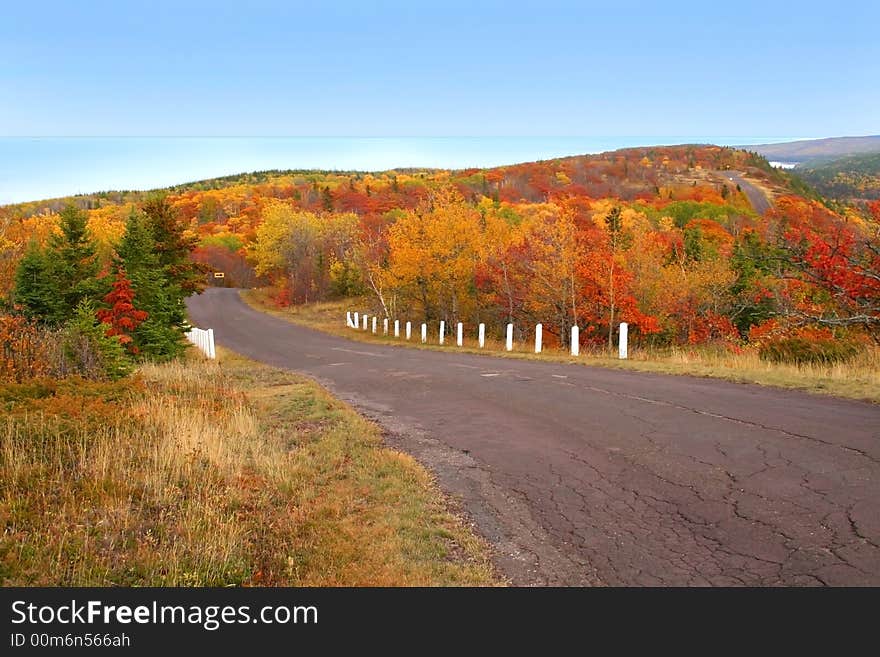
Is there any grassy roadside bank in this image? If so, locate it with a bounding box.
[242,289,880,404]
[0,349,498,586]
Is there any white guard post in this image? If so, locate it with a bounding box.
[619,322,629,359]
[185,327,215,359]
[506,323,513,351]
[535,323,542,353]
[421,323,427,343]
[478,323,485,348]
[571,325,579,357]
[457,322,463,347]
[439,320,445,345]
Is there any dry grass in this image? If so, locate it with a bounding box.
[243,289,880,403]
[0,351,498,586]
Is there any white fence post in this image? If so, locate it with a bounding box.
[394,320,400,337]
[383,318,389,335]
[421,323,427,343]
[372,316,377,334]
[346,311,352,327]
[457,322,463,347]
[354,312,359,329]
[478,323,485,348]
[185,326,215,359]
[506,323,514,351]
[619,322,628,360]
[535,323,543,353]
[362,314,368,331]
[571,325,579,357]
[439,321,445,345]
[406,321,412,340]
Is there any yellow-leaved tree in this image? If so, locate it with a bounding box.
[250,200,363,303]
[383,188,483,322]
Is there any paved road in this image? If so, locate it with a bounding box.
[188,288,880,586]
[724,171,772,214]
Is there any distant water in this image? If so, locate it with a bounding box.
[0,136,812,205]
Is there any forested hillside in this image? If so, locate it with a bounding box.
[2,144,878,364]
[796,153,880,202]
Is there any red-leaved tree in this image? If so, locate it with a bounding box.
[96,267,148,353]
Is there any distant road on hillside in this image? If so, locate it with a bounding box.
[188,288,880,586]
[722,171,772,214]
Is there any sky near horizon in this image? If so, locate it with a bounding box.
[1,0,877,138]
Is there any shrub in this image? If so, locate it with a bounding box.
[0,314,60,382]
[61,301,132,380]
[758,327,860,365]
[1,308,135,383]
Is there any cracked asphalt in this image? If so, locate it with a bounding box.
[187,288,880,586]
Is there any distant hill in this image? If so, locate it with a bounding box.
[747,136,880,164]
[3,144,790,215]
[795,152,880,201]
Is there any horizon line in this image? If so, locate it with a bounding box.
[0,134,829,140]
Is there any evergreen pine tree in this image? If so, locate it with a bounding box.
[46,204,104,323]
[62,299,131,380]
[13,241,59,321]
[142,195,206,296]
[117,209,186,360]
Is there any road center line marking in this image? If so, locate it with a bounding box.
[451,363,481,370]
[331,347,388,358]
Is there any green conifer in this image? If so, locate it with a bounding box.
[142,195,206,296]
[13,241,59,321]
[62,299,131,380]
[48,205,104,321]
[117,209,186,360]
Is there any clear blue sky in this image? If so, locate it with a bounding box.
[1,0,877,137]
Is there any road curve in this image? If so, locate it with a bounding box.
[187,288,880,586]
[724,171,772,214]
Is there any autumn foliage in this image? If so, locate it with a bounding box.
[96,267,148,353]
[0,314,56,381]
[3,145,878,359]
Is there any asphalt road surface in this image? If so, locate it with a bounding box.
[188,288,880,586]
[724,171,772,214]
